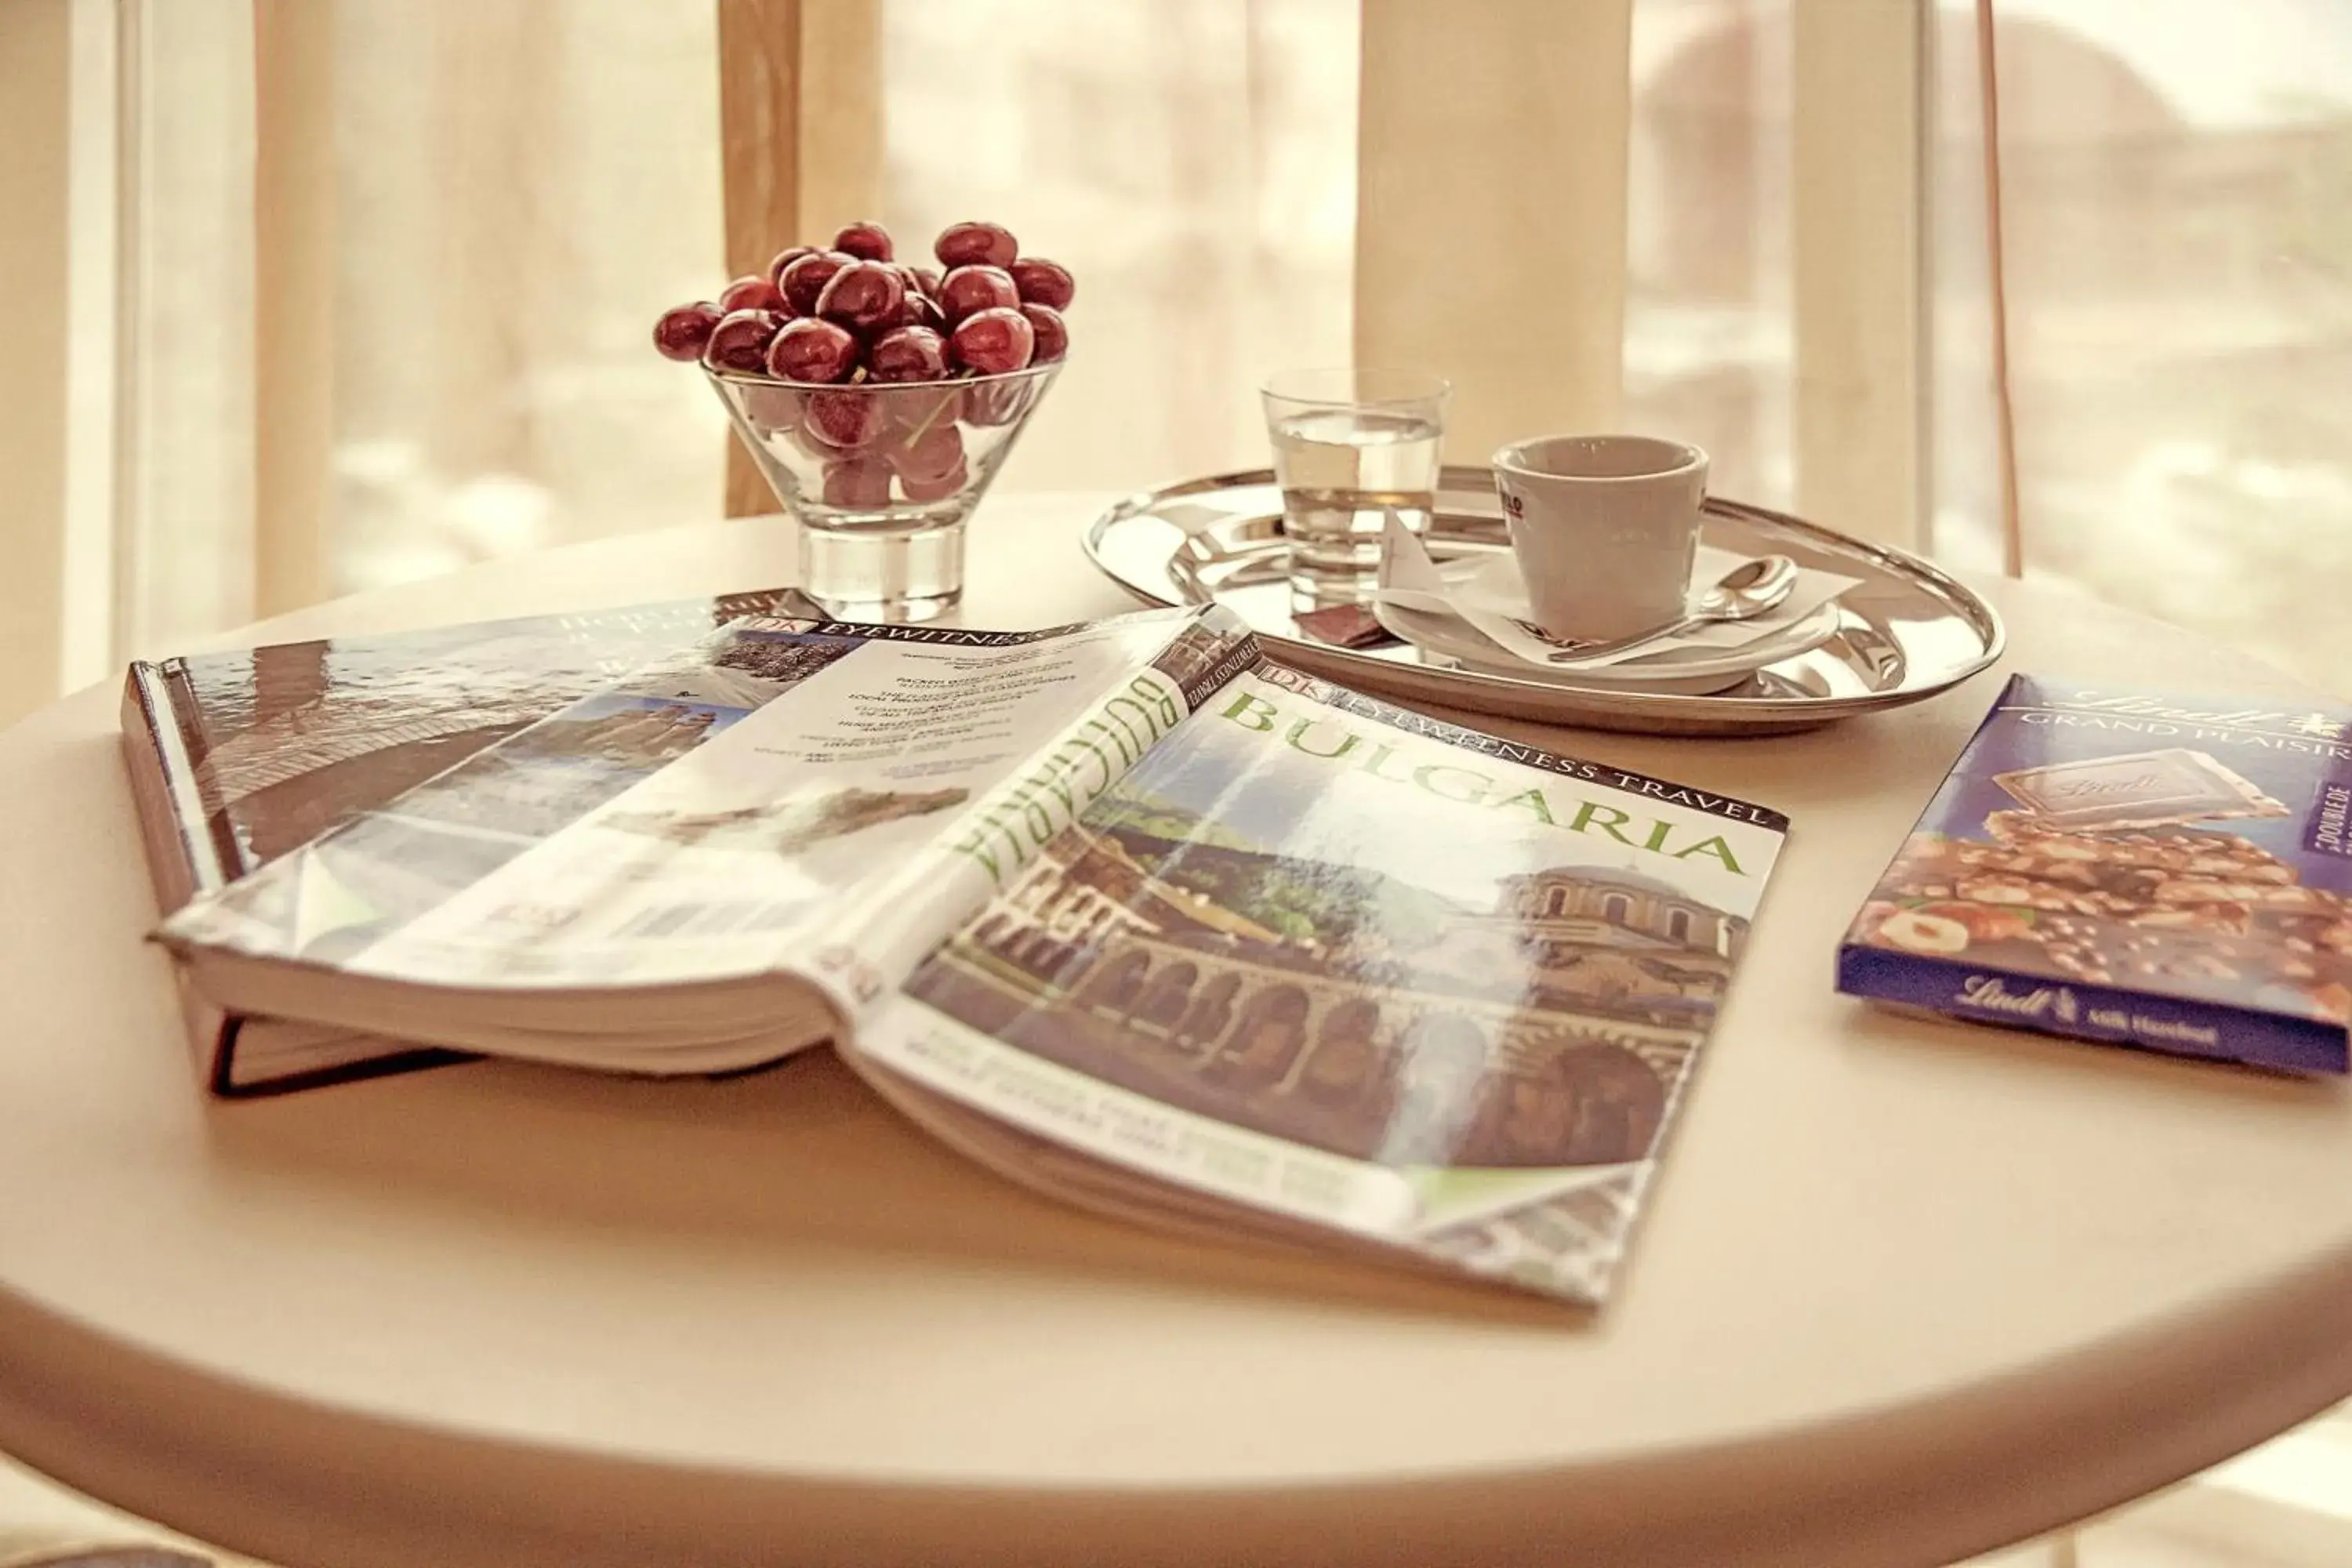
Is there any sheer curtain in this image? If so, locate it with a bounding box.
[879,0,1356,494]
[0,0,71,723]
[87,0,1353,668]
[21,0,2352,705]
[1955,0,2352,698]
[1610,0,2352,705]
[328,2,727,594]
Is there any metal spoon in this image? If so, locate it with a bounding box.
[1536,553,1799,665]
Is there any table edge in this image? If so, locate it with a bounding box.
[5,1232,2350,1568]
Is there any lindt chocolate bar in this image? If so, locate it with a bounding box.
[1991,747,2289,832]
[1837,674,2352,1073]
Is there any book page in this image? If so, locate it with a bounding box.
[851,662,1790,1305]
[159,608,1249,995]
[162,586,808,880]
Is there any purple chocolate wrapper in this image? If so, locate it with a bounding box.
[1837,673,2352,1074]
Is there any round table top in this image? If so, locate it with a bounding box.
[3,495,2350,1568]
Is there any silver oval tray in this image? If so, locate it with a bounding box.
[1082,466,2004,736]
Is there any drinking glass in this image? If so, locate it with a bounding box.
[1260,367,1450,611]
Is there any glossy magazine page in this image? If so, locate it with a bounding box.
[158,608,1246,1022]
[142,589,806,890]
[124,586,806,1093]
[855,662,1790,1305]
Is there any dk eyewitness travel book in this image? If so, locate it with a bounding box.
[152,604,1788,1303]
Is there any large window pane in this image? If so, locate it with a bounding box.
[330,1,725,596]
[1941,0,2352,694]
[880,0,1356,493]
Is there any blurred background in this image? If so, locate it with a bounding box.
[13,0,2352,709]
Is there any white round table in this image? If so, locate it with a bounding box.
[2,496,2349,1568]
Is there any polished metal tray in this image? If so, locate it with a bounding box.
[1082,465,2004,736]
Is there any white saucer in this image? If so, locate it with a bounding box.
[1374,591,1845,695]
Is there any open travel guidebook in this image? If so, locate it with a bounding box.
[146,604,1788,1304]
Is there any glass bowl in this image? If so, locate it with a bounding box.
[706,361,1062,622]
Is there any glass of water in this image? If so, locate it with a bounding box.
[1261,366,1450,612]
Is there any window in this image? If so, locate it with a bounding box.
[24,0,2352,713]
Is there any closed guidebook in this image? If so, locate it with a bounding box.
[120,588,803,1094]
[153,604,1788,1305]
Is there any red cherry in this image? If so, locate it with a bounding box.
[719,274,786,314]
[768,245,817,290]
[868,325,949,383]
[1020,303,1069,364]
[935,221,1018,270]
[1007,257,1075,311]
[766,317,861,383]
[822,456,895,508]
[804,387,885,450]
[888,267,943,328]
[949,307,1035,376]
[834,221,895,262]
[739,383,807,435]
[779,249,854,315]
[938,265,1019,324]
[889,419,965,482]
[895,290,945,332]
[702,308,782,373]
[815,260,906,335]
[900,459,968,503]
[653,301,724,361]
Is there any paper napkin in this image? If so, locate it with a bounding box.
[1374,515,1862,671]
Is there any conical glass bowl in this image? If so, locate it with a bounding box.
[707,360,1062,622]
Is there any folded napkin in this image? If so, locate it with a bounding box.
[1375,516,1861,671]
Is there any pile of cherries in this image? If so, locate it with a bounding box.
[652,220,1072,385]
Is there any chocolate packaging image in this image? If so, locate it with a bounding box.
[1838,675,2352,1073]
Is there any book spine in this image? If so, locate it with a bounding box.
[808,660,1202,1020]
[120,661,241,1084]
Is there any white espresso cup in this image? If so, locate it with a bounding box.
[1491,434,1708,642]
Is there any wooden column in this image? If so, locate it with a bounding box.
[1792,0,1929,550]
[1354,0,1632,467]
[0,0,71,724]
[717,0,882,518]
[253,0,337,612]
